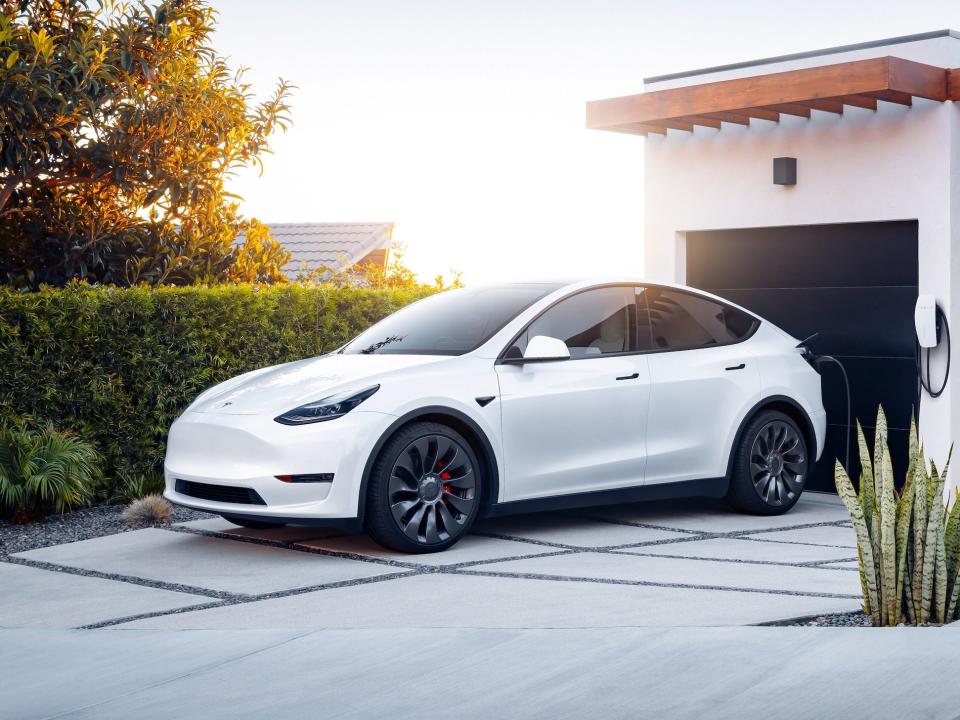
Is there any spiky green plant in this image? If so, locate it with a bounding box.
[0,422,101,520]
[836,406,960,625]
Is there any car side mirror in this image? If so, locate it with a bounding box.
[522,335,570,362]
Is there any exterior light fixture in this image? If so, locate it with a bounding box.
[773,157,797,186]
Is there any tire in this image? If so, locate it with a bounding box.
[727,410,809,515]
[221,514,287,529]
[365,421,482,553]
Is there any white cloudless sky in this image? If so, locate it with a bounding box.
[215,0,960,283]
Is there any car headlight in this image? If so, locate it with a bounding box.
[274,385,380,425]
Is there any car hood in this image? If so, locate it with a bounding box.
[187,353,447,415]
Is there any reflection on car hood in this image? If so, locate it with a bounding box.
[187,354,446,415]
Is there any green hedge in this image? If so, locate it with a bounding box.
[0,284,432,494]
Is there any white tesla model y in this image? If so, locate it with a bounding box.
[165,280,826,552]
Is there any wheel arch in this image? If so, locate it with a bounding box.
[725,395,817,479]
[357,406,501,524]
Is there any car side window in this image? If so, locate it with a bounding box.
[639,287,757,352]
[506,286,637,359]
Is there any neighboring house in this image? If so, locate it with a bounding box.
[237,222,394,279]
[587,30,960,491]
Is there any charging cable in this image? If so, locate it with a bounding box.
[815,355,852,473]
[917,306,950,399]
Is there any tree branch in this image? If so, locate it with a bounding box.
[0,176,21,213]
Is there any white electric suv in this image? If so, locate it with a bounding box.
[164,280,826,553]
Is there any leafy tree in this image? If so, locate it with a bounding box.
[0,0,292,287]
[228,218,291,284]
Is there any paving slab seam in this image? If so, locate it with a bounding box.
[163,524,427,570]
[77,600,230,630]
[604,549,861,571]
[798,557,860,568]
[4,556,241,601]
[438,548,582,570]
[573,516,851,538]
[450,567,863,599]
[737,536,855,550]
[79,570,421,629]
[164,524,580,570]
[466,530,587,550]
[570,515,712,535]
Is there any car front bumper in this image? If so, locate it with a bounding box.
[163,408,396,524]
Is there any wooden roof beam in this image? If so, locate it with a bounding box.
[863,89,913,106]
[803,98,845,114]
[701,111,751,126]
[949,68,960,100]
[838,94,878,111]
[680,115,723,129]
[765,103,812,118]
[586,55,947,132]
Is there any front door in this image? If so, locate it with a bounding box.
[496,286,650,501]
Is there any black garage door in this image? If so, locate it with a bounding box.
[686,221,919,492]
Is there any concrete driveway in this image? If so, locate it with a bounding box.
[3,492,861,630]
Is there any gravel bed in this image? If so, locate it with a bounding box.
[787,611,873,627]
[781,611,949,627]
[0,505,213,558]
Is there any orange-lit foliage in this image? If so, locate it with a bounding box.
[0,0,292,287]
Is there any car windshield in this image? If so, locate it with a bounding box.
[340,284,559,356]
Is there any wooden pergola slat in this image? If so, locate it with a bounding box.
[587,55,950,135]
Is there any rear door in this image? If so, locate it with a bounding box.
[496,286,651,501]
[641,286,762,485]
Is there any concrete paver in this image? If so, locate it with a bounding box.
[581,493,850,533]
[473,513,690,547]
[0,563,209,629]
[8,626,956,720]
[14,528,403,595]
[118,572,859,630]
[178,517,347,543]
[5,492,864,632]
[297,532,558,566]
[469,550,862,595]
[617,536,856,563]
[745,524,857,548]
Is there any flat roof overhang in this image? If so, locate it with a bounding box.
[587,56,959,136]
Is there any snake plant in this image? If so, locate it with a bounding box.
[835,406,959,625]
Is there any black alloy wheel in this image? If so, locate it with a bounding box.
[728,410,808,515]
[366,421,481,552]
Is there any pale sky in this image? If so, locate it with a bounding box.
[215,0,960,284]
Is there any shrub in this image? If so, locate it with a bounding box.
[835,406,959,625]
[0,422,102,520]
[109,472,166,505]
[121,494,174,526]
[0,284,432,496]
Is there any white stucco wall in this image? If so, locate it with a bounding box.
[641,34,960,473]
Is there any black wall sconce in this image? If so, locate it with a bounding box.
[773,157,797,186]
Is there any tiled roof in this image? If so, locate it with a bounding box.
[236,222,394,278]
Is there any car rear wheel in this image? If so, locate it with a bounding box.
[727,410,808,515]
[365,421,482,553]
[221,514,287,529]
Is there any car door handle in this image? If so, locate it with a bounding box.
[616,372,640,381]
[725,363,746,371]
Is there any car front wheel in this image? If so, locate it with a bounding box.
[727,410,808,515]
[365,421,482,553]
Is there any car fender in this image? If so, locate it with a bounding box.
[356,404,503,525]
[723,394,820,480]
